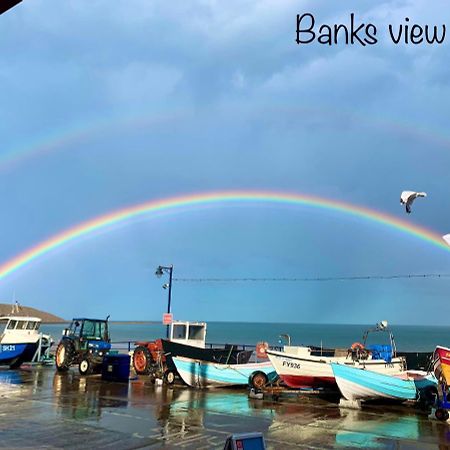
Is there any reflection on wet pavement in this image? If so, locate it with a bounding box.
[0,367,449,448]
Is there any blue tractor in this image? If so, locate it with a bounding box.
[55,317,111,375]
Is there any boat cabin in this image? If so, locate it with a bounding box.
[169,321,206,348]
[0,316,42,344]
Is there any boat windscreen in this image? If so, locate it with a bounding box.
[17,321,27,330]
[0,319,8,334]
[172,324,187,339]
[188,325,205,341]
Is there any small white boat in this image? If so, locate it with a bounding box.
[266,321,406,389]
[331,363,417,402]
[172,356,276,388]
[0,316,52,368]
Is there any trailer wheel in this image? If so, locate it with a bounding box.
[164,369,176,385]
[249,371,269,390]
[55,340,75,372]
[133,346,152,375]
[79,358,93,375]
[435,408,449,421]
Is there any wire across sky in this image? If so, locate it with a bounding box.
[174,273,450,283]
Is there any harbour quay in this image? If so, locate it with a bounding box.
[0,366,449,449]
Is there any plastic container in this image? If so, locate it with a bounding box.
[101,354,130,382]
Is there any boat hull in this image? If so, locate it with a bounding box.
[433,346,450,384]
[161,339,253,374]
[331,363,417,402]
[266,348,406,389]
[0,342,38,366]
[172,356,275,388]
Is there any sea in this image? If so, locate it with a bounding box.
[40,322,450,352]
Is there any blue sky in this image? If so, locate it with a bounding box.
[1,0,450,324]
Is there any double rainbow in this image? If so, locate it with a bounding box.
[0,190,448,282]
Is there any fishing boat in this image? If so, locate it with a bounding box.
[331,363,417,402]
[433,346,450,383]
[266,321,406,389]
[0,316,53,368]
[133,321,254,384]
[161,338,253,365]
[172,356,276,388]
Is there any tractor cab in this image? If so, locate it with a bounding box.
[56,317,111,375]
[63,318,110,348]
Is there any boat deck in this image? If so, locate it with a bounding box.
[0,366,449,449]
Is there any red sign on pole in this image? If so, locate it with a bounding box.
[162,313,173,325]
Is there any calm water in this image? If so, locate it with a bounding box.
[41,322,450,352]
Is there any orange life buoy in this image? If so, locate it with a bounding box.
[351,342,365,351]
[256,342,269,358]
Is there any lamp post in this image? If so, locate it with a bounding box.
[155,265,173,338]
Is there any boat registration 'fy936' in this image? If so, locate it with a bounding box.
[282,360,301,370]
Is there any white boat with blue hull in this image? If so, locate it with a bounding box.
[0,316,52,368]
[331,363,418,402]
[173,356,276,388]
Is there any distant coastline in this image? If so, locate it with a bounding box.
[0,304,64,323]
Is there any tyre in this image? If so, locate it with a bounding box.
[133,346,152,375]
[249,371,269,390]
[435,408,450,421]
[55,340,75,372]
[164,369,176,385]
[79,358,93,375]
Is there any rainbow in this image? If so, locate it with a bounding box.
[2,107,450,172]
[0,190,448,282]
[0,111,183,171]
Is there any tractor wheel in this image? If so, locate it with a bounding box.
[133,346,152,375]
[55,340,75,372]
[435,408,450,421]
[249,371,269,390]
[79,358,93,375]
[163,369,176,385]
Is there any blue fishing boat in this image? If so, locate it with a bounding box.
[331,363,418,402]
[172,356,276,388]
[0,316,53,368]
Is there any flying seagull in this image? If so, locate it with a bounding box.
[0,0,22,15]
[400,191,427,214]
[443,234,450,247]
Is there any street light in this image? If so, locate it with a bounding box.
[155,265,173,338]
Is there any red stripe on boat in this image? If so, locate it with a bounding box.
[280,375,336,389]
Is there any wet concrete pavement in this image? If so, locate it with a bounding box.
[0,367,450,449]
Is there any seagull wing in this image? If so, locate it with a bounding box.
[443,234,450,247]
[400,191,415,204]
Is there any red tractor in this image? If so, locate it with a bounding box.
[132,339,176,384]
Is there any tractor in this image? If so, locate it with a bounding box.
[55,317,111,375]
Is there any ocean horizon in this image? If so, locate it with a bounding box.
[41,321,450,352]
